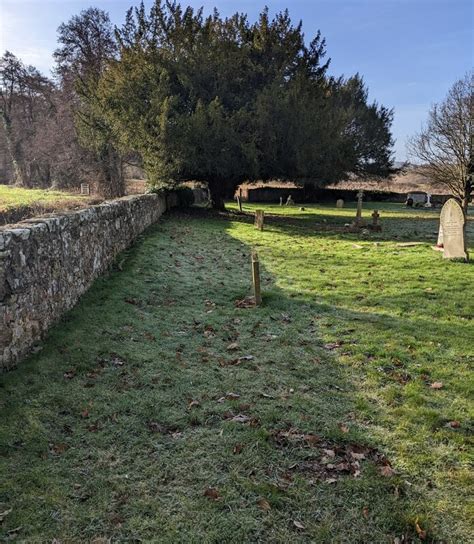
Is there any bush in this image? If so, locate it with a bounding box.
[175,187,195,207]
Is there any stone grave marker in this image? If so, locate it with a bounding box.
[254,210,264,231]
[351,190,365,227]
[370,209,382,231]
[336,199,344,208]
[439,198,468,260]
[80,183,90,196]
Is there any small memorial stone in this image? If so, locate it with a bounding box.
[336,199,344,208]
[370,209,382,232]
[80,183,90,196]
[439,198,468,260]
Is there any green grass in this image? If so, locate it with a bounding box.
[0,185,88,211]
[1,202,473,542]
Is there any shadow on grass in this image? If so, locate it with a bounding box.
[0,208,468,541]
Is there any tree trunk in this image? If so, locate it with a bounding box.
[208,179,226,211]
[461,175,471,215]
[97,145,125,199]
[2,113,24,186]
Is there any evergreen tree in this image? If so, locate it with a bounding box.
[99,1,393,208]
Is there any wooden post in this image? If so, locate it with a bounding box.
[355,190,363,225]
[251,252,262,306]
[239,188,243,212]
[254,209,264,231]
[236,195,241,211]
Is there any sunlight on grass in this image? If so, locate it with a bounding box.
[0,185,87,212]
[0,202,472,542]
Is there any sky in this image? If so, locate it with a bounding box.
[1,0,473,161]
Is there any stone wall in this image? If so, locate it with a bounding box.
[0,192,177,370]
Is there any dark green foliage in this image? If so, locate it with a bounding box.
[97,2,394,208]
[175,186,195,207]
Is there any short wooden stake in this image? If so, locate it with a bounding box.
[251,252,262,306]
[254,209,264,231]
[239,189,243,211]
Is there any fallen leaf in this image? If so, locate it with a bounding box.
[188,400,200,409]
[50,443,68,455]
[325,478,338,484]
[415,518,427,540]
[233,443,244,454]
[235,296,255,308]
[81,409,89,418]
[324,342,341,350]
[446,420,461,428]
[203,487,221,501]
[63,370,76,379]
[339,423,349,433]
[226,342,239,351]
[293,520,305,530]
[231,414,251,423]
[430,382,443,389]
[351,452,366,461]
[257,498,271,511]
[362,507,369,518]
[304,434,320,446]
[380,465,395,477]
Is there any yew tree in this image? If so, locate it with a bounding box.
[98,1,394,208]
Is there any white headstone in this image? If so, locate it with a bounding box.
[439,198,468,260]
[336,199,344,208]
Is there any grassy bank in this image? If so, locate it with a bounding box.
[0,185,95,225]
[0,203,472,542]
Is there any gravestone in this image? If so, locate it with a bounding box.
[370,209,382,232]
[439,198,468,260]
[254,209,264,231]
[286,195,294,206]
[80,183,90,196]
[336,199,344,208]
[351,190,365,227]
[279,197,283,206]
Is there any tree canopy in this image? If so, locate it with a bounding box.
[97,1,394,208]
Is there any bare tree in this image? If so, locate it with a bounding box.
[54,8,125,198]
[408,72,473,212]
[0,51,55,186]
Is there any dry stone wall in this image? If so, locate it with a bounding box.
[0,192,177,370]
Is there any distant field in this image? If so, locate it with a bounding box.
[0,185,97,225]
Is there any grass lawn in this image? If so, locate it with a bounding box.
[0,185,93,225]
[0,202,473,542]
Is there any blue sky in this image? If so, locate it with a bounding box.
[1,0,472,160]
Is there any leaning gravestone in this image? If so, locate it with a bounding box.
[439,198,468,260]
